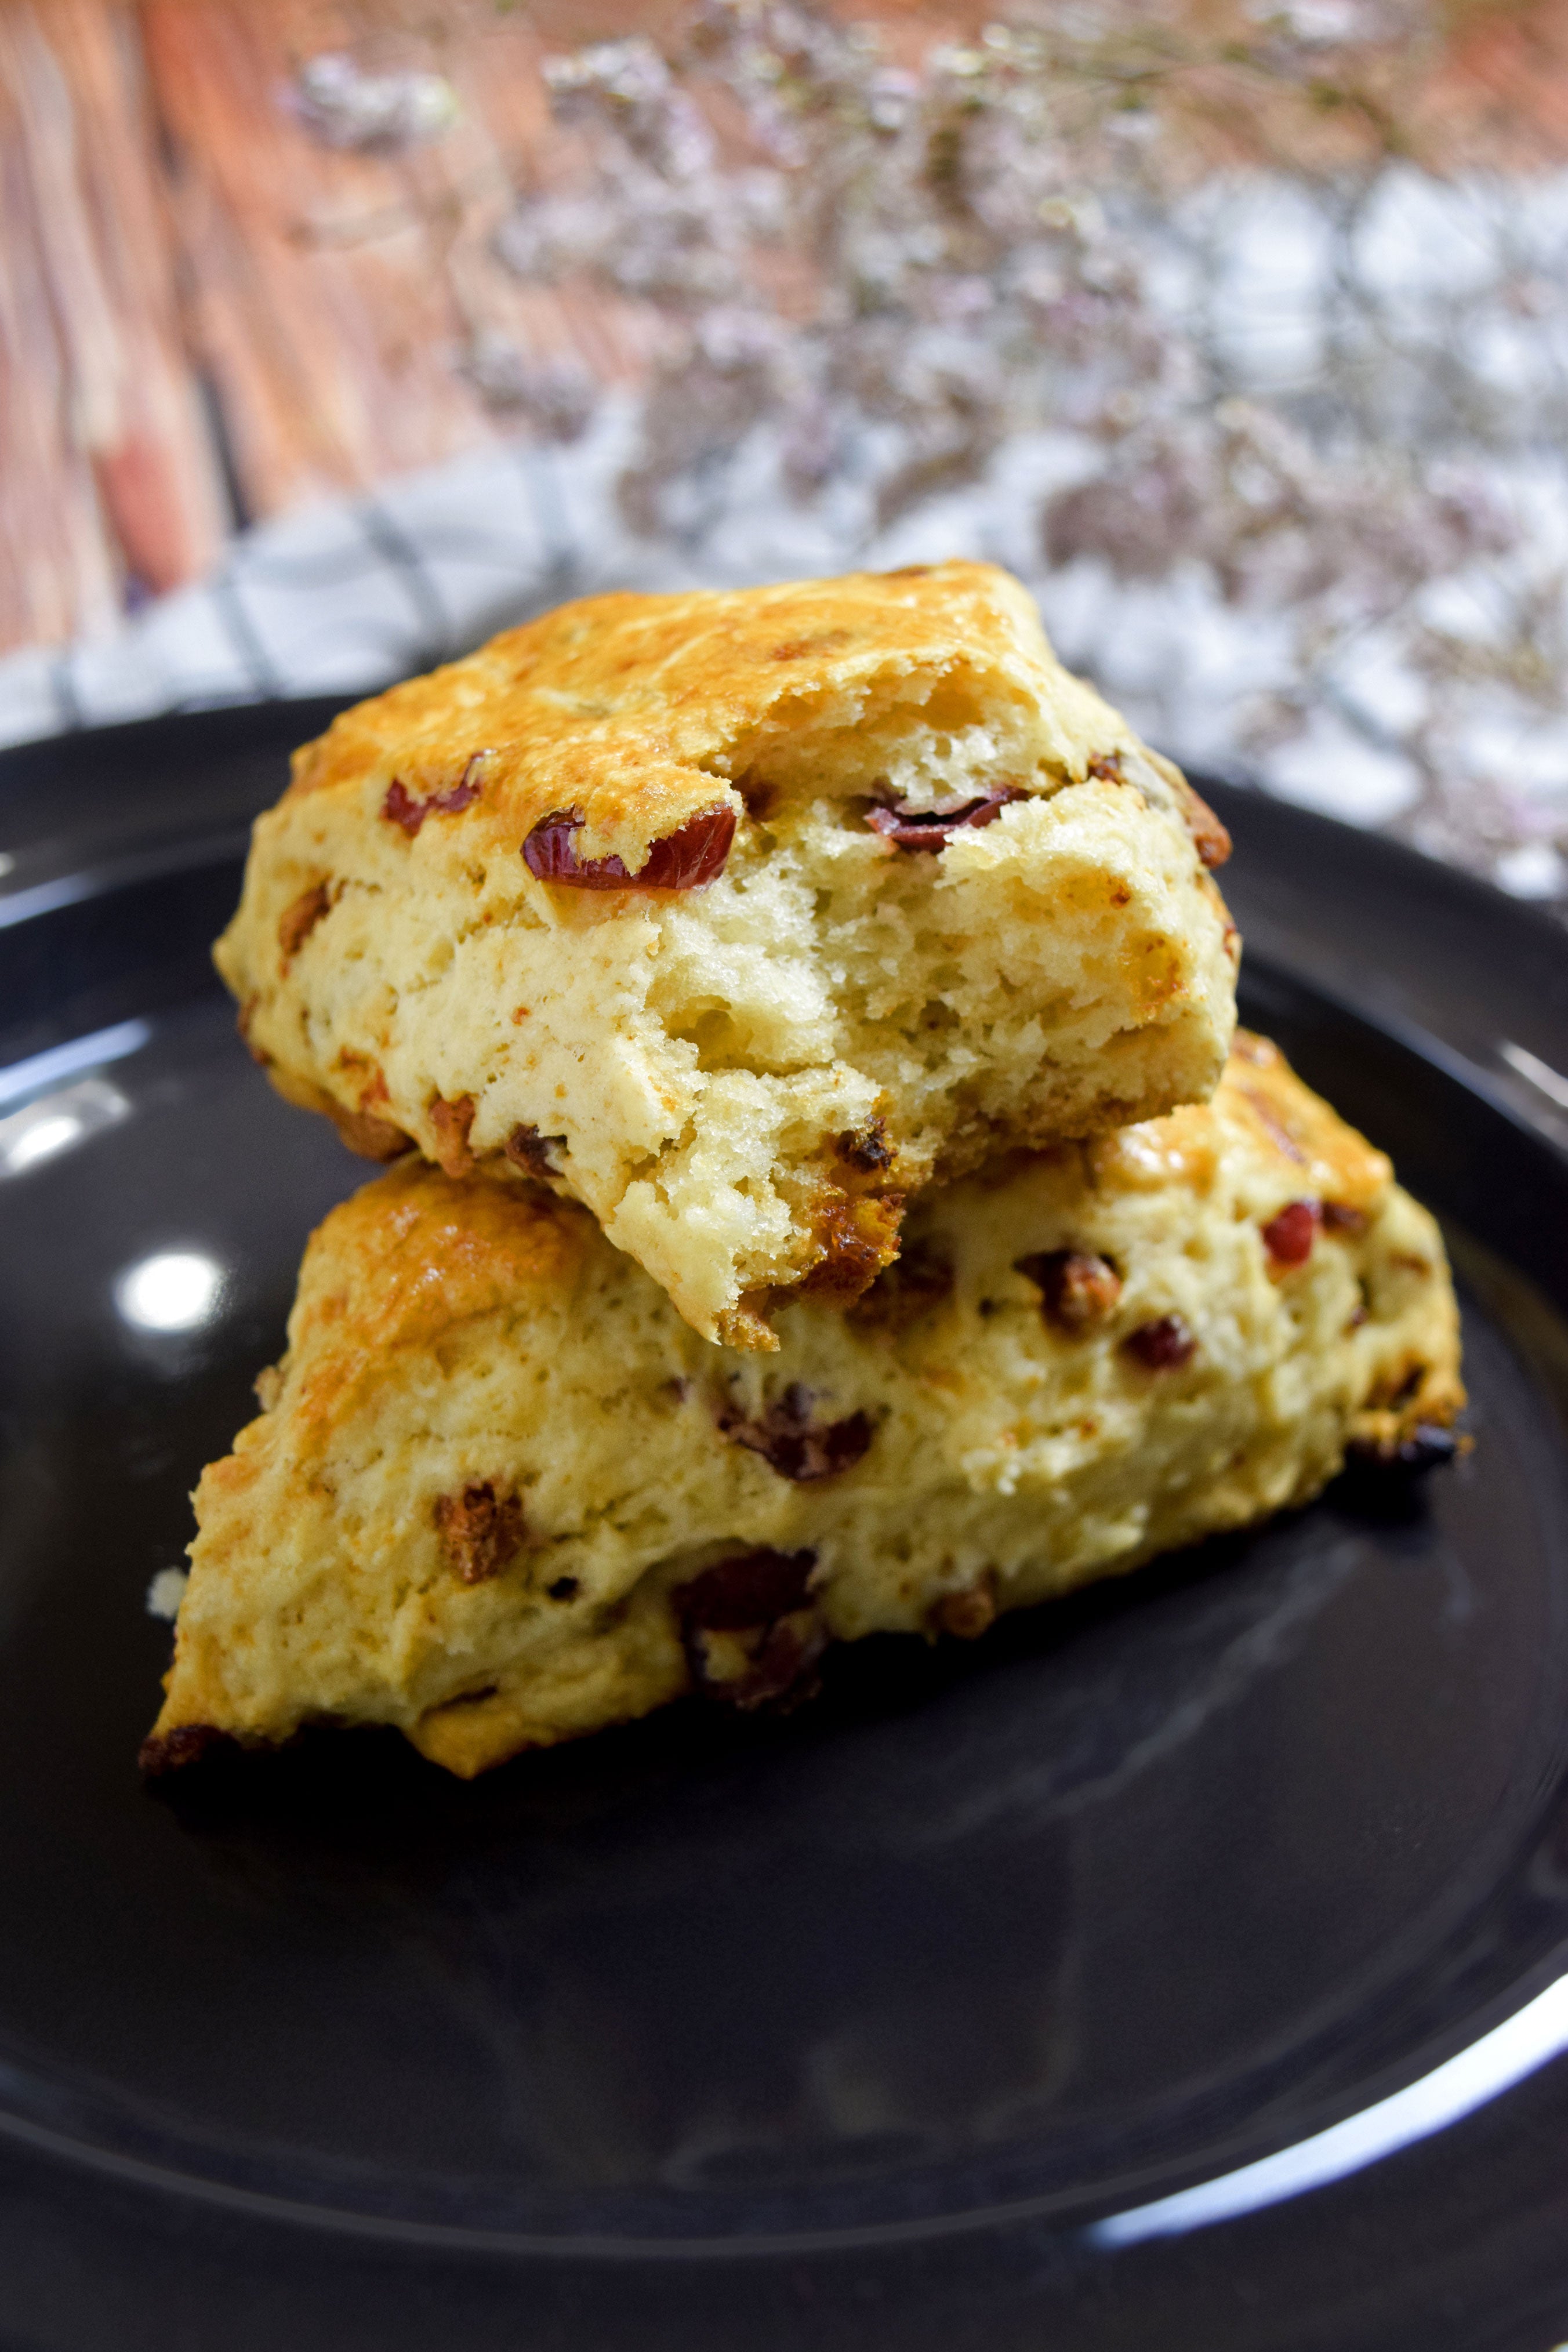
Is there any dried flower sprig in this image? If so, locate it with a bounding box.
[289,52,461,155]
[289,3,1568,900]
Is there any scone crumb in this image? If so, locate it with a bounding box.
[146,1566,189,1621]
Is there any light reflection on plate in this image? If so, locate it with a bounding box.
[114,1249,227,1334]
[1094,1971,1568,2244]
[0,1077,130,1181]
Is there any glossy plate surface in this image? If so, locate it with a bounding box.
[3,706,1568,2351]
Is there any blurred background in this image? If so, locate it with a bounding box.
[6,0,1568,898]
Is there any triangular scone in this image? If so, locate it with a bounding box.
[144,1037,1461,1780]
[220,561,1239,1348]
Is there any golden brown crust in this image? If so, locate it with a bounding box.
[794,1191,906,1305]
[332,1106,413,1162]
[282,561,1154,872]
[1217,1029,1390,1215]
[289,1159,592,1359]
[1145,750,1232,870]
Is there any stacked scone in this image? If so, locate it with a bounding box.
[142,562,1462,1777]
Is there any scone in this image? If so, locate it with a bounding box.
[220,561,1239,1348]
[143,1036,1462,1779]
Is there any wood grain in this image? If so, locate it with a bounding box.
[1,0,227,643]
[3,0,1568,661]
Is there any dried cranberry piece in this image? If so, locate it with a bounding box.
[383,781,426,836]
[717,1384,874,1481]
[1322,1201,1369,1236]
[434,1482,525,1584]
[382,759,484,838]
[675,1549,827,1714]
[676,1547,817,1632]
[727,1618,826,1711]
[278,880,332,960]
[1349,1421,1460,1473]
[1017,1248,1123,1333]
[1123,1314,1197,1370]
[1262,1200,1320,1266]
[522,804,736,890]
[436,771,484,816]
[863,785,1025,852]
[504,1123,566,1180]
[686,1616,827,1714]
[1341,1422,1463,1525]
[836,1116,892,1173]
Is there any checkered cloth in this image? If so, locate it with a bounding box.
[3,390,1564,909]
[0,419,630,747]
[0,401,967,748]
[0,400,1264,764]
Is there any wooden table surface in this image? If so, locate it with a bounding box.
[6,0,1568,662]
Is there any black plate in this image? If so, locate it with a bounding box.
[5,705,1568,2352]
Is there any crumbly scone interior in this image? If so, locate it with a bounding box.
[232,663,1236,1351]
[145,1039,1461,1780]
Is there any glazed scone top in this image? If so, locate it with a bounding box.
[285,561,1202,873]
